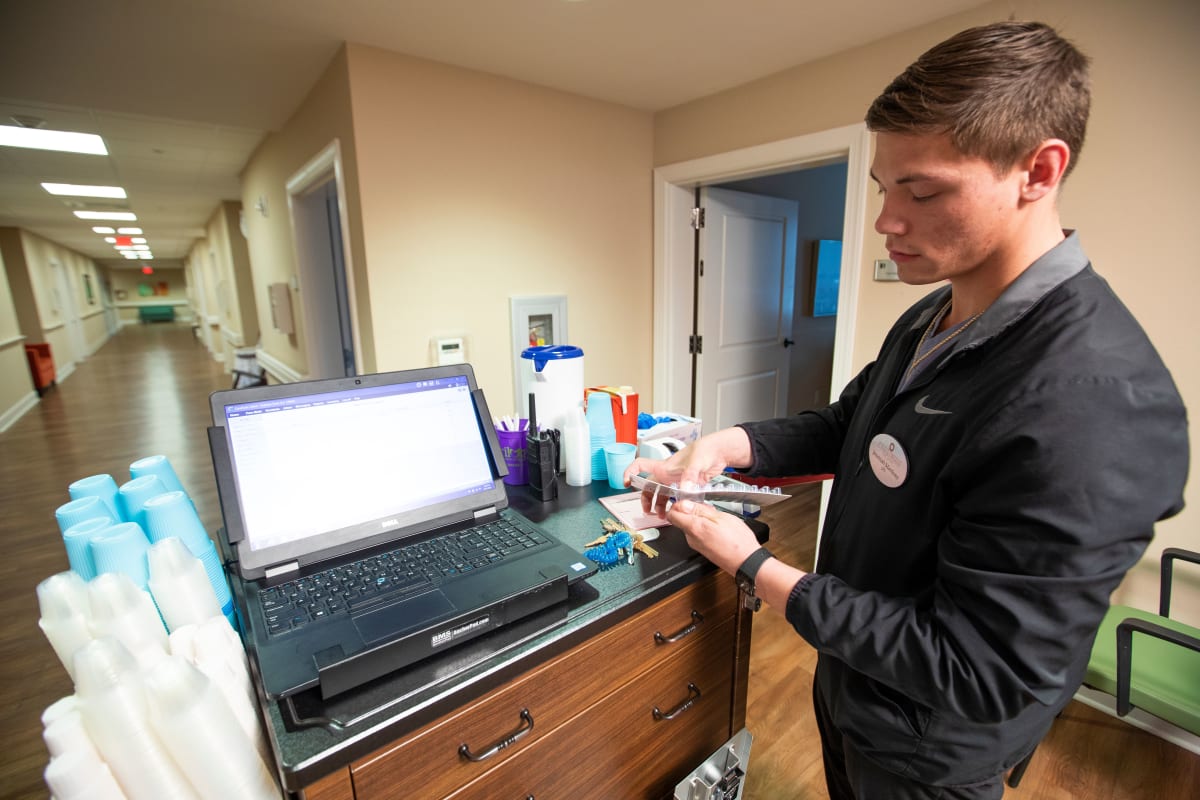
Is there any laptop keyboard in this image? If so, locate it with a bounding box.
[259,517,549,636]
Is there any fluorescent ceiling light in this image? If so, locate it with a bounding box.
[114,245,134,250]
[131,237,146,244]
[42,182,126,199]
[132,244,149,250]
[116,227,142,234]
[104,237,116,243]
[123,253,139,259]
[0,125,107,155]
[92,226,115,234]
[74,211,136,221]
[138,253,154,259]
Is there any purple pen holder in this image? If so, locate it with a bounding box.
[496,425,528,486]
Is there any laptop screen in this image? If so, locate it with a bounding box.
[210,365,507,577]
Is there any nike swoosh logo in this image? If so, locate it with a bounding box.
[914,395,952,415]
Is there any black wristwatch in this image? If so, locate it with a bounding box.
[735,546,774,611]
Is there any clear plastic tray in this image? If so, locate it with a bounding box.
[628,474,791,506]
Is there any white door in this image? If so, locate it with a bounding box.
[697,187,798,431]
[52,262,86,365]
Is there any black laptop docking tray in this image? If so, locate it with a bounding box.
[314,569,570,699]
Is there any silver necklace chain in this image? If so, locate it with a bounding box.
[905,301,982,383]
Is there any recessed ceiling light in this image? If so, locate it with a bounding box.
[74,211,136,221]
[42,182,127,199]
[0,125,107,155]
[116,227,142,235]
[104,237,116,243]
[92,226,116,234]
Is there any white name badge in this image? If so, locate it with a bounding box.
[868,433,909,488]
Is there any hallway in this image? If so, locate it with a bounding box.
[0,324,229,798]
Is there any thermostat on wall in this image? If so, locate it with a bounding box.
[431,336,466,365]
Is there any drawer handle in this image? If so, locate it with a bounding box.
[654,610,703,644]
[653,682,701,721]
[458,708,534,763]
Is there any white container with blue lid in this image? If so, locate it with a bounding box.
[519,345,584,435]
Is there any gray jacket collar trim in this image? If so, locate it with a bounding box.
[934,230,1090,345]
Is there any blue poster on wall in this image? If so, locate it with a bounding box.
[810,239,841,317]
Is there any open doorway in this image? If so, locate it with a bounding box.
[715,160,848,418]
[287,140,360,379]
[652,122,870,421]
[652,123,871,538]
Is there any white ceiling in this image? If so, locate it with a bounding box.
[0,0,987,267]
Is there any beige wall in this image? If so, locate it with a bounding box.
[13,230,108,369]
[345,43,655,412]
[240,45,367,379]
[0,244,36,427]
[653,0,1199,618]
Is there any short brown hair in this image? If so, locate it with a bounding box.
[866,21,1091,178]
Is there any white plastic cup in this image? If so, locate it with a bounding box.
[44,749,128,800]
[43,707,100,760]
[41,695,80,729]
[37,572,95,678]
[143,655,279,800]
[73,637,197,800]
[147,537,222,632]
[87,573,168,666]
[563,403,592,486]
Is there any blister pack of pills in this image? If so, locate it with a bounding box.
[629,474,791,507]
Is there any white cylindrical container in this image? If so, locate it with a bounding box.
[562,403,592,486]
[519,345,584,436]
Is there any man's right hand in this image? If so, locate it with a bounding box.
[622,426,754,517]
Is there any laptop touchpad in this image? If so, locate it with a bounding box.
[353,590,457,644]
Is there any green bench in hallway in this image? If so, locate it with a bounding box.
[139,305,175,323]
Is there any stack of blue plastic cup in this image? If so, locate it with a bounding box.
[142,491,234,626]
[62,518,116,581]
[56,496,114,533]
[586,391,617,482]
[67,475,123,522]
[90,522,153,589]
[129,455,185,494]
[117,475,167,531]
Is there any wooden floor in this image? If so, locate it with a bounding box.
[1,325,1196,799]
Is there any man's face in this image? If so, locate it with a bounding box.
[870,131,1026,286]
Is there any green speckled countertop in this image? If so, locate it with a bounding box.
[227,482,766,794]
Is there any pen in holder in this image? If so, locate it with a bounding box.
[526,393,558,502]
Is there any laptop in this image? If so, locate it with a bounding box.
[207,363,597,699]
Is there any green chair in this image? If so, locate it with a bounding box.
[1085,547,1200,734]
[1008,547,1200,787]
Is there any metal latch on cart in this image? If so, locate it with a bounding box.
[674,727,753,800]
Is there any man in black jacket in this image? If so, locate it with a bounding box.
[626,21,1188,799]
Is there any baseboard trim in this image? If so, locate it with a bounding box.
[256,348,304,384]
[0,391,39,433]
[1073,685,1200,755]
